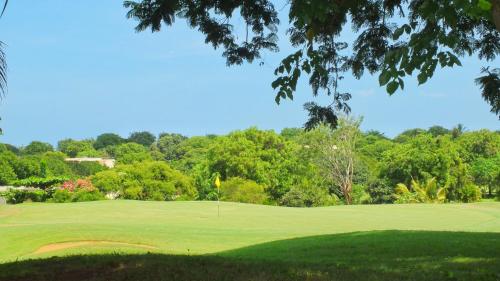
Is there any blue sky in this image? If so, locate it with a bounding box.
[0,0,498,146]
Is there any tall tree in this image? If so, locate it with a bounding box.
[317,117,361,204]
[125,0,500,128]
[128,131,156,147]
[93,133,125,150]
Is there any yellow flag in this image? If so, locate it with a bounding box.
[215,176,221,189]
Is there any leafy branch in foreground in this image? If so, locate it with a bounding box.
[475,67,500,118]
[124,1,499,129]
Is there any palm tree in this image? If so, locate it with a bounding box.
[451,124,466,139]
[395,178,446,203]
[0,0,8,134]
[0,0,8,96]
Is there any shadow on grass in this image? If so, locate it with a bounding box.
[0,230,499,281]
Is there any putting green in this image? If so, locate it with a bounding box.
[1,200,499,263]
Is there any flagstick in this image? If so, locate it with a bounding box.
[217,191,220,218]
[215,175,221,218]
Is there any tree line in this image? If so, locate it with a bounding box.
[0,122,498,205]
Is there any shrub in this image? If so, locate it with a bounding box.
[51,180,104,203]
[91,161,197,201]
[280,186,336,207]
[71,189,104,202]
[50,189,73,203]
[12,176,68,189]
[2,188,48,204]
[90,170,122,193]
[351,184,371,204]
[367,179,396,204]
[394,178,446,204]
[112,143,152,164]
[458,184,482,203]
[0,160,17,185]
[394,192,421,204]
[22,141,54,155]
[220,177,268,204]
[67,161,107,177]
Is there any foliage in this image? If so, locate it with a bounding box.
[22,141,53,155]
[457,130,500,163]
[475,67,500,116]
[367,179,396,204]
[1,143,20,154]
[280,185,337,207]
[128,131,156,147]
[427,126,451,137]
[93,133,125,150]
[280,128,303,141]
[112,143,152,164]
[394,178,446,203]
[0,157,16,184]
[41,152,74,177]
[169,136,215,173]
[393,128,427,143]
[1,126,497,205]
[10,156,44,179]
[124,0,500,127]
[471,155,500,197]
[381,134,464,190]
[67,161,107,177]
[50,179,104,203]
[314,118,361,204]
[458,183,483,203]
[195,128,302,201]
[220,177,268,205]
[2,188,47,204]
[58,139,98,158]
[351,184,371,205]
[91,161,197,201]
[154,133,188,161]
[11,176,68,189]
[357,133,394,161]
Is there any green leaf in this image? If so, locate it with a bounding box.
[478,0,492,11]
[275,94,281,104]
[387,81,399,95]
[379,70,392,86]
[417,72,428,85]
[404,24,412,34]
[393,27,405,40]
[271,78,281,89]
[448,54,462,67]
[398,78,405,90]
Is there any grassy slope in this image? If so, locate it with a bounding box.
[0,201,499,280]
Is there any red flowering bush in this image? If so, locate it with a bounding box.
[61,180,76,192]
[52,178,103,203]
[75,179,96,191]
[61,179,96,192]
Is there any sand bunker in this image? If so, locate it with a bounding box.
[34,241,158,254]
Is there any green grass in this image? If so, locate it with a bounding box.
[0,201,499,280]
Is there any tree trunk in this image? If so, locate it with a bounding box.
[493,0,500,32]
[343,182,352,205]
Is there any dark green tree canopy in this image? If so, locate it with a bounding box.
[93,133,125,150]
[125,0,500,127]
[128,131,156,147]
[155,133,188,161]
[427,126,451,137]
[22,141,54,155]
